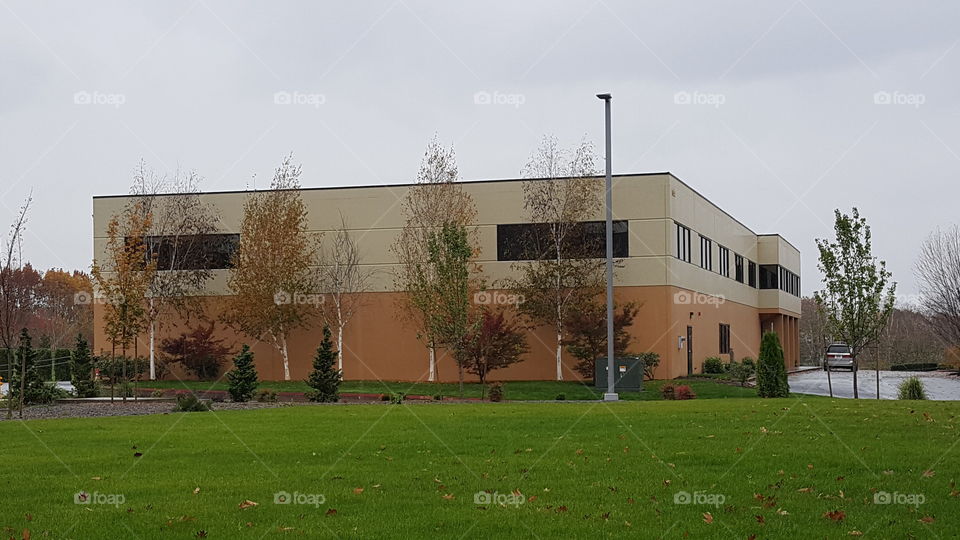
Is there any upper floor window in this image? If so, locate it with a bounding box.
[699,235,713,271]
[718,246,730,277]
[734,254,744,283]
[748,261,757,288]
[759,264,779,289]
[675,223,691,263]
[496,221,628,261]
[141,233,239,271]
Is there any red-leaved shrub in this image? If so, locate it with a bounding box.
[674,385,697,400]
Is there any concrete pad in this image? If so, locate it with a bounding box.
[789,369,960,400]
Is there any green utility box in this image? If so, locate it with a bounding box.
[595,356,644,392]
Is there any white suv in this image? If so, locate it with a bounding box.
[823,343,854,371]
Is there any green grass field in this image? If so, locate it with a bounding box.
[137,378,758,401]
[1,397,957,538]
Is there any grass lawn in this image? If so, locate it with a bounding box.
[1,398,958,538]
[137,378,758,401]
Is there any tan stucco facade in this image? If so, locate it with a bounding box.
[92,173,801,382]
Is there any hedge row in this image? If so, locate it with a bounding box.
[0,348,73,382]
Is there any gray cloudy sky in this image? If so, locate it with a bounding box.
[1,1,958,297]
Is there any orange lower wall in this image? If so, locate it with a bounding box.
[92,286,797,383]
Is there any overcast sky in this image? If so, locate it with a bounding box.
[1,1,958,298]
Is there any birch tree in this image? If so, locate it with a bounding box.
[223,155,320,380]
[393,137,477,381]
[814,208,896,399]
[1,195,31,418]
[506,135,604,380]
[320,214,370,371]
[129,161,220,380]
[91,200,157,401]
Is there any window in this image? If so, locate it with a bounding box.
[675,223,691,263]
[778,267,800,297]
[718,246,730,277]
[719,323,731,354]
[496,221,628,261]
[699,235,713,271]
[142,233,239,270]
[734,254,744,283]
[759,264,778,289]
[748,261,757,288]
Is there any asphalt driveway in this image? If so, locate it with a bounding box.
[789,369,960,400]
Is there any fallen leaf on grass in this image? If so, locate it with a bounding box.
[823,510,845,522]
[238,500,258,510]
[441,494,454,500]
[133,452,143,458]
[755,515,765,524]
[702,512,714,524]
[527,495,537,502]
[922,469,935,478]
[797,487,814,493]
[556,506,568,513]
[919,516,935,524]
[353,487,364,494]
[882,470,894,475]
[22,529,30,540]
[91,477,102,481]
[848,531,863,536]
[193,487,200,495]
[776,508,789,515]
[325,508,337,516]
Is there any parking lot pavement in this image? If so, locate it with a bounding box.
[789,369,960,400]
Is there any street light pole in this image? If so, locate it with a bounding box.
[597,93,618,402]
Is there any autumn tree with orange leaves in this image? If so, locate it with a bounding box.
[91,200,156,401]
[223,155,321,381]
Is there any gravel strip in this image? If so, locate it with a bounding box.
[0,400,284,421]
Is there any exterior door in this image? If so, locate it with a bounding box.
[686,326,694,375]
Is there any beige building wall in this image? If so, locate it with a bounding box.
[92,173,801,382]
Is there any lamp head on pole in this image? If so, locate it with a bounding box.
[596,93,612,101]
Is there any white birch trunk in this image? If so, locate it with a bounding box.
[149,320,156,380]
[556,333,563,381]
[428,346,436,382]
[148,297,156,380]
[337,304,344,371]
[281,336,291,381]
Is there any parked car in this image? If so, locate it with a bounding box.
[823,343,854,371]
